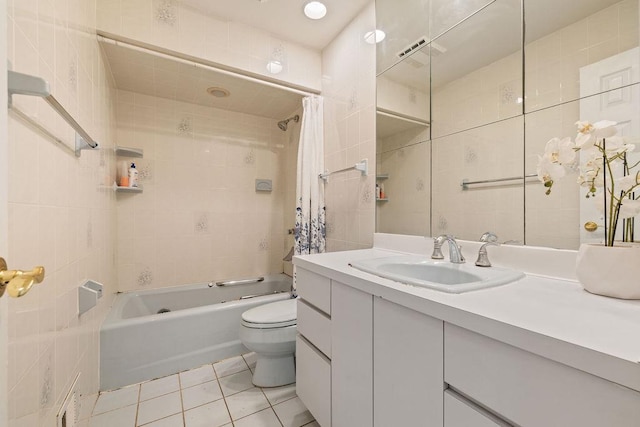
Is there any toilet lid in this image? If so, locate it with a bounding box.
[241,299,297,329]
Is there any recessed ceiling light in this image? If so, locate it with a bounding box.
[364,29,386,44]
[266,60,283,74]
[304,1,327,20]
[206,87,230,98]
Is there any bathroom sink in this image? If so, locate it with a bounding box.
[349,255,524,293]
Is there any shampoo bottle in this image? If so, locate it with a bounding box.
[128,163,139,188]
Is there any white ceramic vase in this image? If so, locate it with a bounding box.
[576,243,640,299]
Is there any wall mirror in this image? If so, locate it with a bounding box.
[375,0,640,249]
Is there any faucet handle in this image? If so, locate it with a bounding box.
[480,231,498,243]
[475,242,500,267]
[431,234,451,259]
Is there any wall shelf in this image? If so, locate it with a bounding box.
[376,174,389,180]
[115,185,142,193]
[377,198,389,202]
[115,146,144,158]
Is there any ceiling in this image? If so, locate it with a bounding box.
[100,39,304,120]
[179,0,372,50]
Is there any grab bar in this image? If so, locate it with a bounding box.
[214,277,265,287]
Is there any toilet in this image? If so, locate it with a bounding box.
[239,298,297,387]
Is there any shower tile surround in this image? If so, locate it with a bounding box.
[115,90,298,291]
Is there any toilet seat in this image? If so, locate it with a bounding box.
[241,298,297,329]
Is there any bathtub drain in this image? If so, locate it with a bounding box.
[157,308,171,314]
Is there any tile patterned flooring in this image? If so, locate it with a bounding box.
[85,353,318,427]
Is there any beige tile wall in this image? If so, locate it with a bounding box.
[96,0,323,92]
[7,0,118,425]
[115,90,296,291]
[322,3,376,252]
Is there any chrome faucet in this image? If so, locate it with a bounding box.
[431,235,465,264]
[480,231,498,243]
[475,242,500,267]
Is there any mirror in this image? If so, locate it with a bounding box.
[376,43,431,236]
[375,0,640,249]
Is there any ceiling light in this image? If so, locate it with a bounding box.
[266,60,283,74]
[304,1,327,20]
[206,87,230,98]
[364,29,386,44]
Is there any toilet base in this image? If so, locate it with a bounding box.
[252,354,296,387]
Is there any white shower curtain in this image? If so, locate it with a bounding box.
[294,95,326,255]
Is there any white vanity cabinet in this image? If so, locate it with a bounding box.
[444,324,640,427]
[374,297,443,427]
[444,390,509,427]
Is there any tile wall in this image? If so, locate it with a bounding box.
[96,0,322,92]
[7,0,118,426]
[322,3,376,251]
[115,90,297,291]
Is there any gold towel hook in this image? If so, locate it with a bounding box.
[0,258,45,298]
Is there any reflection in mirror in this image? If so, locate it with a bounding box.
[431,0,523,138]
[376,0,430,74]
[431,116,524,242]
[376,41,431,236]
[376,127,430,236]
[430,0,493,40]
[524,0,639,113]
[525,87,640,249]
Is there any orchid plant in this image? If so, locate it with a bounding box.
[537,120,640,247]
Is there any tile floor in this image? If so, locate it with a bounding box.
[84,353,318,427]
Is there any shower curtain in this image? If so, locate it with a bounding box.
[294,95,326,255]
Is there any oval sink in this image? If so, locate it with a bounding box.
[350,255,524,293]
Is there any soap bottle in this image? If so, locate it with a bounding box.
[380,183,385,199]
[376,183,381,200]
[119,161,129,187]
[128,163,139,188]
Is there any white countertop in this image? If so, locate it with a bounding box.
[293,236,640,392]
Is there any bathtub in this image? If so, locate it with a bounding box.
[100,274,292,391]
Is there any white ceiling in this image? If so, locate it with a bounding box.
[100,40,303,120]
[179,0,372,50]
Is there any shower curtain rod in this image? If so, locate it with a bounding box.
[97,35,317,98]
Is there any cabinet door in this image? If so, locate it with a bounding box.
[331,281,373,427]
[374,298,444,427]
[445,324,640,427]
[296,335,331,427]
[445,390,509,427]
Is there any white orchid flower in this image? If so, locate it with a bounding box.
[543,137,576,165]
[537,155,566,193]
[575,120,618,149]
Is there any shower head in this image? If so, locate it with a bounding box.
[277,114,300,131]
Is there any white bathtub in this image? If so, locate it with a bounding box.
[100,274,292,391]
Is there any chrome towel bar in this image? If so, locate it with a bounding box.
[461,174,538,190]
[320,159,368,181]
[8,69,99,156]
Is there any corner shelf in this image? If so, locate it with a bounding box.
[376,198,389,202]
[376,174,389,180]
[115,146,144,158]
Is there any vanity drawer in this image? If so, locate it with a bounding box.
[296,268,331,314]
[297,299,331,358]
[296,334,331,427]
[444,324,640,427]
[444,390,509,427]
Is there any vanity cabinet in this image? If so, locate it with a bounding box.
[373,297,443,427]
[444,390,509,427]
[444,324,640,427]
